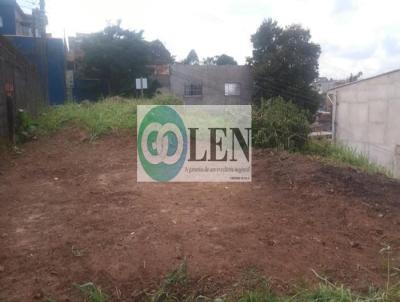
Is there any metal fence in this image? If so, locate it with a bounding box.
[0,35,45,142]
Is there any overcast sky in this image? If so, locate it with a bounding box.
[20,0,400,79]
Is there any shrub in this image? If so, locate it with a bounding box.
[16,109,37,143]
[252,97,311,151]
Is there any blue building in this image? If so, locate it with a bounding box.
[0,0,65,105]
[0,0,46,37]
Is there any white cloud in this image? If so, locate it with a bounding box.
[41,0,400,79]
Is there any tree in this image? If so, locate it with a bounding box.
[250,18,321,114]
[148,39,174,65]
[348,71,362,82]
[202,54,238,65]
[202,56,216,65]
[79,23,172,96]
[182,49,199,65]
[215,54,237,65]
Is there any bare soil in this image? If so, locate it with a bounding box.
[1,130,400,301]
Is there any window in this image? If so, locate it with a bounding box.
[184,84,202,96]
[21,25,31,36]
[225,83,241,96]
[0,17,3,28]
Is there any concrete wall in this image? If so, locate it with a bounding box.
[330,69,400,177]
[169,64,253,105]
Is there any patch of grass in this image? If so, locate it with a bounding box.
[35,95,181,140]
[163,261,189,286]
[238,290,279,302]
[292,283,398,302]
[302,139,391,177]
[148,282,400,302]
[237,282,400,302]
[239,268,269,291]
[236,269,277,302]
[74,282,108,302]
[150,260,190,302]
[145,258,400,301]
[71,276,400,302]
[146,263,400,302]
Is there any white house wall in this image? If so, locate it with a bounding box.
[332,70,400,177]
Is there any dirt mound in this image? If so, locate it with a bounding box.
[1,130,400,301]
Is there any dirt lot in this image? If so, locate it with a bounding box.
[1,130,400,301]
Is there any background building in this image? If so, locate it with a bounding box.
[168,64,253,105]
[313,77,346,95]
[0,0,46,37]
[0,0,65,106]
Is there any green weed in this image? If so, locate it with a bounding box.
[150,261,189,302]
[303,139,391,177]
[74,282,108,302]
[35,95,181,139]
[252,97,311,151]
[15,109,37,143]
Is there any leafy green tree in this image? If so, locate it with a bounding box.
[79,23,173,96]
[215,54,237,65]
[148,39,174,65]
[202,54,238,65]
[250,18,321,114]
[182,49,199,65]
[202,56,216,65]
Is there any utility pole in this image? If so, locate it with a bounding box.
[39,0,46,37]
[38,0,48,103]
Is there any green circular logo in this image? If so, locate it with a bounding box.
[138,106,187,182]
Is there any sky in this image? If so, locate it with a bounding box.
[20,0,400,79]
